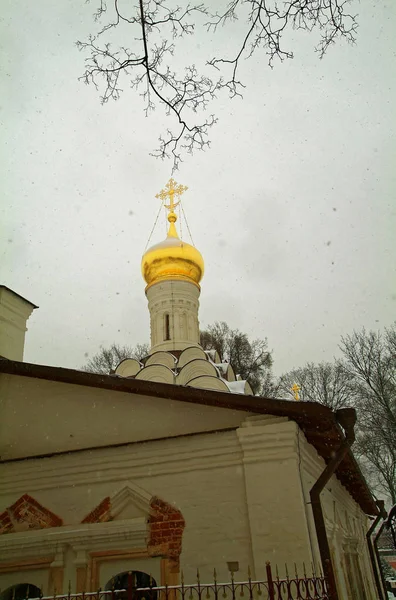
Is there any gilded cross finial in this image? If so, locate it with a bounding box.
[291,383,301,401]
[156,178,188,213]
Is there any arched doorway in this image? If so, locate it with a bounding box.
[0,584,41,600]
[105,571,157,600]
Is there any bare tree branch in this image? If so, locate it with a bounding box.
[340,325,396,503]
[277,361,356,410]
[207,0,357,97]
[82,342,149,373]
[200,321,273,394]
[77,0,358,169]
[277,325,396,503]
[77,0,219,170]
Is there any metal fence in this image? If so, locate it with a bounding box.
[23,563,329,600]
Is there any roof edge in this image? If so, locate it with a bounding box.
[0,285,39,309]
[0,357,334,420]
[0,358,378,516]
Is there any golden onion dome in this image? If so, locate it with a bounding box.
[141,211,204,289]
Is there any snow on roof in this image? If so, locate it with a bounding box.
[227,380,250,395]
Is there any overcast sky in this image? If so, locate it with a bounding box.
[2,0,395,376]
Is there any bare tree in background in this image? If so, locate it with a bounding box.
[200,321,274,394]
[340,325,396,504]
[276,361,356,410]
[77,0,358,169]
[83,342,149,373]
[278,325,396,503]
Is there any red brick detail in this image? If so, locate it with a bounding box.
[2,494,63,533]
[0,510,14,534]
[148,496,185,562]
[81,497,112,524]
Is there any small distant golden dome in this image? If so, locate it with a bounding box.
[142,212,204,288]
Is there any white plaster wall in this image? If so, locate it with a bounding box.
[0,417,343,585]
[0,404,377,599]
[298,431,378,600]
[146,281,200,352]
[237,416,314,576]
[0,374,252,459]
[0,430,254,586]
[0,288,35,361]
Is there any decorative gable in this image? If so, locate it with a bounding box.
[81,481,153,523]
[111,483,152,520]
[0,511,13,534]
[81,485,185,567]
[0,494,63,534]
[81,496,112,524]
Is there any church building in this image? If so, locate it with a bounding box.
[0,181,384,600]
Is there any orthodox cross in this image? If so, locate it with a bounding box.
[156,178,188,212]
[291,383,301,401]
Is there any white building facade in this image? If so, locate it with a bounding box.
[0,181,383,599]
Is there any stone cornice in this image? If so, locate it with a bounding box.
[0,518,148,562]
[0,431,242,496]
[237,417,300,463]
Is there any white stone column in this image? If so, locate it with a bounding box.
[145,280,201,353]
[237,415,314,577]
[73,548,88,592]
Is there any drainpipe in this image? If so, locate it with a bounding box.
[366,500,387,600]
[374,513,389,599]
[309,407,356,600]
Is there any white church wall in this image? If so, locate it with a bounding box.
[0,396,377,597]
[1,417,344,586]
[237,416,314,576]
[298,431,378,600]
[0,430,254,586]
[139,466,254,582]
[0,374,252,460]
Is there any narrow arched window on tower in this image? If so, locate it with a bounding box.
[164,313,170,341]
